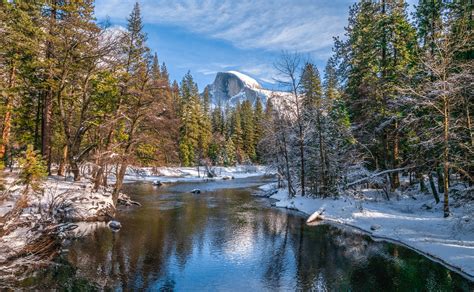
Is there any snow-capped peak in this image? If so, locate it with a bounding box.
[204,70,290,108]
[226,71,262,89]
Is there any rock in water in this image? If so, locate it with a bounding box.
[153,180,163,186]
[108,220,122,231]
[190,189,201,194]
[370,224,381,231]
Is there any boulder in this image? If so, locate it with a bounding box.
[108,220,122,231]
[370,224,381,231]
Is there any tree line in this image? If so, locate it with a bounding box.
[262,0,472,217]
[176,72,267,167]
[0,1,472,216]
[0,1,272,201]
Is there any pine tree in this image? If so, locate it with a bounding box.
[211,101,225,135]
[300,63,327,195]
[0,1,42,165]
[178,72,211,166]
[402,0,474,217]
[198,97,212,164]
[224,138,236,166]
[415,0,444,58]
[152,53,162,80]
[230,102,244,162]
[161,62,170,84]
[240,100,256,161]
[18,145,47,193]
[339,0,417,189]
[253,98,264,162]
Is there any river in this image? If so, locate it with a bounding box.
[22,177,473,290]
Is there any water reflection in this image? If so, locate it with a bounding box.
[25,179,473,291]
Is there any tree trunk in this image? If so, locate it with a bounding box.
[465,95,473,147]
[113,162,128,205]
[42,88,53,174]
[442,95,450,217]
[0,64,15,163]
[299,132,305,197]
[34,93,42,150]
[391,120,400,190]
[428,172,440,204]
[417,172,427,193]
[279,123,294,198]
[317,113,326,197]
[42,3,57,174]
[436,167,445,193]
[57,144,68,176]
[94,166,104,190]
[70,159,80,182]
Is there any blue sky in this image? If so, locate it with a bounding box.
[95,0,417,90]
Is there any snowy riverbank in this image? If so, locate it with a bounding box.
[257,183,474,280]
[123,165,271,183]
[0,175,116,223]
[0,174,137,282]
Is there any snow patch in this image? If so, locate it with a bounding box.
[122,165,272,183]
[259,182,474,280]
[226,71,262,89]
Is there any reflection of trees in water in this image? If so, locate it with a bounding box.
[262,211,290,290]
[250,210,356,290]
[63,188,260,289]
[257,212,471,291]
[45,185,472,291]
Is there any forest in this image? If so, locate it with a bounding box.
[1,0,471,213]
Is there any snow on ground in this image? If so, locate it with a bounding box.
[123,165,271,183]
[0,174,117,271]
[1,175,115,224]
[259,183,474,280]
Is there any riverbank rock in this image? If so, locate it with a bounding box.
[370,224,382,231]
[108,220,122,231]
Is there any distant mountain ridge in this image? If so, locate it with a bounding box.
[203,71,289,107]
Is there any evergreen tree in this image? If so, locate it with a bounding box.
[151,53,162,80]
[415,0,444,58]
[211,101,225,135]
[301,63,327,195]
[0,1,42,165]
[240,100,256,161]
[178,72,211,166]
[223,138,236,166]
[231,102,244,162]
[339,0,417,189]
[253,97,264,162]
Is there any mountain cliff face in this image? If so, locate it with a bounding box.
[204,71,287,107]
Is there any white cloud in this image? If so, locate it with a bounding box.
[95,0,352,54]
[195,62,280,85]
[196,68,218,75]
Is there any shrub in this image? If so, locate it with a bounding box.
[18,145,47,192]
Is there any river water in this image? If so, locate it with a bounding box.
[23,177,473,291]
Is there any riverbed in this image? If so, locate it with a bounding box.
[21,177,473,290]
